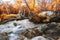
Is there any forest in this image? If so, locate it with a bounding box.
[0,0,60,23]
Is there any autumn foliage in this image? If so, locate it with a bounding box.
[0,0,60,22]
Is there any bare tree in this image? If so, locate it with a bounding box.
[0,0,10,14]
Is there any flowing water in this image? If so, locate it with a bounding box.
[0,19,47,40]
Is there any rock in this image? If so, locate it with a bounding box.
[31,36,47,40]
[40,22,60,40]
[23,28,43,39]
[13,23,17,26]
[58,38,60,40]
[47,22,57,29]
[46,37,55,40]
[29,11,56,23]
[17,35,29,40]
[57,23,60,27]
[0,32,9,40]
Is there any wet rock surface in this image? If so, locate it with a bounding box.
[0,19,60,40]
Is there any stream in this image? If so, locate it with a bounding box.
[0,19,48,40]
[0,19,60,40]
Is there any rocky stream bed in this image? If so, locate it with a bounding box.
[0,19,60,40]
